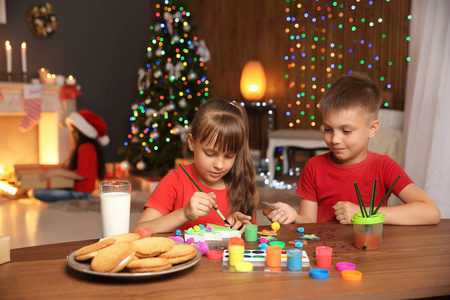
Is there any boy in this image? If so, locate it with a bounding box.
[264,72,440,225]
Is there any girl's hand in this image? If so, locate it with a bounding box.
[226,212,252,233]
[262,202,297,225]
[332,201,359,224]
[184,192,216,221]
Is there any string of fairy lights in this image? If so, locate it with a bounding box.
[266,0,411,188]
[283,0,411,129]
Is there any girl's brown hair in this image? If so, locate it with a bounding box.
[319,72,382,123]
[184,99,258,216]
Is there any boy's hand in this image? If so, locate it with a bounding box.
[226,212,252,233]
[332,201,360,224]
[262,202,297,225]
[184,192,216,221]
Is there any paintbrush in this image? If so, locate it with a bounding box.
[373,175,401,214]
[178,164,231,226]
[354,182,368,218]
[369,178,377,217]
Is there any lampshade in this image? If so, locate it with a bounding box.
[240,61,266,101]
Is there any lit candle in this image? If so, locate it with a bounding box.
[38,68,49,83]
[65,75,77,85]
[45,73,56,85]
[21,42,27,73]
[5,40,12,74]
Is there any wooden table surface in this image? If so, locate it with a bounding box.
[1,221,450,299]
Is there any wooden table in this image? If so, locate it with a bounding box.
[1,221,450,299]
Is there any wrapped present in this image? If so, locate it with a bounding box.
[175,158,192,168]
[0,236,10,265]
[14,164,74,189]
[128,175,160,194]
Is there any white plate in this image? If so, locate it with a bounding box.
[67,248,202,279]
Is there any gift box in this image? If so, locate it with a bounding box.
[14,164,75,189]
[128,175,160,194]
[175,158,192,168]
[0,236,11,265]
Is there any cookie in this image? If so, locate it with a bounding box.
[126,257,172,273]
[132,237,175,258]
[91,241,136,273]
[109,233,141,243]
[158,244,197,264]
[75,238,116,261]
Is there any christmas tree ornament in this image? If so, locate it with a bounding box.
[187,70,197,81]
[137,68,149,91]
[172,34,180,43]
[194,40,210,62]
[178,98,187,108]
[131,127,139,135]
[131,103,139,110]
[168,101,176,111]
[153,68,163,78]
[166,61,184,79]
[120,160,131,171]
[145,97,152,105]
[145,108,157,117]
[163,11,182,35]
[154,22,161,32]
[136,160,146,171]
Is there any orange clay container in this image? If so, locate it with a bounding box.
[266,246,282,267]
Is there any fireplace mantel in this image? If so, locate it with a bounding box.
[0,81,71,165]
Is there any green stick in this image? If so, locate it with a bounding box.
[178,164,231,226]
[354,182,367,218]
[373,175,401,215]
[369,178,377,217]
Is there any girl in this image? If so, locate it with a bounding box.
[30,109,108,202]
[132,99,259,234]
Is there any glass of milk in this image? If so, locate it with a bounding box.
[99,181,131,238]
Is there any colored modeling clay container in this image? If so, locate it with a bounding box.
[266,246,282,268]
[351,212,386,250]
[244,224,258,242]
[315,246,332,268]
[287,248,303,271]
[228,245,244,266]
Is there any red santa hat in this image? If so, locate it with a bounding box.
[65,109,110,146]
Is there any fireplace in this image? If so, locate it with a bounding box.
[0,82,71,190]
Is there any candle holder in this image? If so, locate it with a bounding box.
[7,73,12,82]
[22,72,28,83]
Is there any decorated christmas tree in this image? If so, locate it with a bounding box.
[119,0,211,174]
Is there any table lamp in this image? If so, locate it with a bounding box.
[240,61,266,101]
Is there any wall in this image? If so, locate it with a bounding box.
[0,0,150,163]
[189,0,411,147]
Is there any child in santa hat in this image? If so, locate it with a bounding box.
[30,109,109,202]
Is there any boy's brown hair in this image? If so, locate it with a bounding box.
[319,72,382,122]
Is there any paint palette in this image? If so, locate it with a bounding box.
[221,249,311,274]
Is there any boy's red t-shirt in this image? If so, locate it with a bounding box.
[296,151,413,223]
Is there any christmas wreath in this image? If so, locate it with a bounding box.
[28,3,58,38]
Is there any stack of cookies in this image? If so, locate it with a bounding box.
[74,233,198,273]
